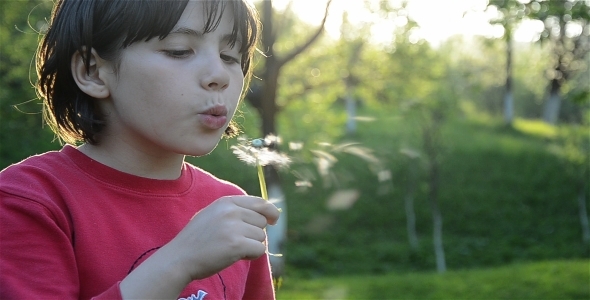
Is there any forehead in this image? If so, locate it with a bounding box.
[174,1,235,33]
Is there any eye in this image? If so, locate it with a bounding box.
[162,49,192,59]
[220,53,240,65]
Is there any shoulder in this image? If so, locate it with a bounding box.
[1,148,72,190]
[0,148,77,231]
[0,146,78,208]
[184,162,247,197]
[2,148,68,172]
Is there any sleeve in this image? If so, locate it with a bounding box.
[242,252,276,300]
[0,192,123,300]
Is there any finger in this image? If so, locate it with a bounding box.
[240,239,267,260]
[240,209,268,228]
[230,196,280,225]
[240,223,267,243]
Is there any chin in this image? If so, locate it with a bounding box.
[185,143,220,157]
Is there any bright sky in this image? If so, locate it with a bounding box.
[268,0,545,46]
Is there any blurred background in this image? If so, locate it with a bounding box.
[1,0,589,299]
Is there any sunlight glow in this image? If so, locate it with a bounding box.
[268,0,544,46]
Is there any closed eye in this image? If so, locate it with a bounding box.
[220,53,240,65]
[162,49,193,59]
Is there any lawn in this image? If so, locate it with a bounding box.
[276,260,590,299]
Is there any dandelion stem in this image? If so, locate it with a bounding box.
[256,157,268,200]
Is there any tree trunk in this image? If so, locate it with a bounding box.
[345,86,356,135]
[405,157,419,251]
[578,181,590,244]
[429,160,446,273]
[504,92,514,125]
[266,181,287,275]
[261,151,287,278]
[504,34,514,125]
[252,0,332,278]
[422,116,446,273]
[542,15,566,125]
[543,78,562,124]
[344,43,363,136]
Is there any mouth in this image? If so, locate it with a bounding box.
[202,105,228,117]
[198,105,229,130]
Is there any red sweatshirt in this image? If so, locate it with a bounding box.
[0,145,274,300]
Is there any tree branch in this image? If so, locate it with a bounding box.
[276,0,333,69]
[275,0,294,37]
[262,0,275,57]
[278,77,341,111]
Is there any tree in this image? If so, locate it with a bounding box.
[0,0,55,169]
[245,0,332,277]
[400,148,420,251]
[553,95,590,245]
[525,0,590,124]
[338,12,369,136]
[372,1,453,272]
[487,0,527,126]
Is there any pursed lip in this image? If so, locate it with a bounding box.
[198,105,229,130]
[200,105,228,117]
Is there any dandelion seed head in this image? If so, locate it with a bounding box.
[264,134,282,146]
[231,144,258,166]
[231,137,291,168]
[256,148,291,168]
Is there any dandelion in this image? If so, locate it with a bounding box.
[231,135,290,261]
[230,136,291,201]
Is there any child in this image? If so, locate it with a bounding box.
[0,0,281,299]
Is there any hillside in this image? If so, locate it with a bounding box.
[191,111,590,276]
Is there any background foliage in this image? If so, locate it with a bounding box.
[1,0,588,298]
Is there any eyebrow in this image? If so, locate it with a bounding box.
[170,27,203,36]
[169,27,242,48]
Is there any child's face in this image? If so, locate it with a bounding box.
[98,0,244,157]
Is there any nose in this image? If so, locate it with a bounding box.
[200,53,230,91]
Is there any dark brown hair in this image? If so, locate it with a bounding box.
[36,0,260,144]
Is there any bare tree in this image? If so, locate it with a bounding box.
[245,0,332,277]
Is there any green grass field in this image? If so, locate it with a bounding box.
[276,260,590,299]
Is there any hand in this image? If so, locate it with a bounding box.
[120,195,279,299]
[166,195,280,280]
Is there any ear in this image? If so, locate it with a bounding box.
[71,48,111,99]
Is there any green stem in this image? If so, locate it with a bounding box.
[256,157,268,200]
[257,156,282,258]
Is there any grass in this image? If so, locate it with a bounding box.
[269,112,588,276]
[513,118,558,140]
[191,110,589,277]
[276,260,590,299]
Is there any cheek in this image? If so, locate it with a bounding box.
[231,72,245,101]
[119,64,178,107]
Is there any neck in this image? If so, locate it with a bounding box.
[78,142,185,180]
